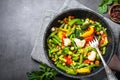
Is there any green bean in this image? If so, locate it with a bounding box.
[68,19,83,26]
[59,55,66,62]
[60,23,65,28]
[48,44,52,50]
[89,64,99,69]
[59,57,66,62]
[54,35,61,42]
[49,31,57,37]
[48,50,52,57]
[76,64,89,69]
[55,54,58,61]
[71,40,77,50]
[79,54,83,64]
[52,38,61,46]
[56,64,68,71]
[102,47,106,55]
[50,48,59,53]
[98,36,101,42]
[72,57,79,61]
[66,68,77,75]
[68,27,75,36]
[96,54,100,60]
[64,24,68,29]
[100,43,107,48]
[70,64,76,72]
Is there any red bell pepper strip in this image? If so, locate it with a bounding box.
[62,34,66,46]
[63,18,68,24]
[85,34,94,42]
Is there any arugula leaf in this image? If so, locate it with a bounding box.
[27,62,59,80]
[98,4,108,14]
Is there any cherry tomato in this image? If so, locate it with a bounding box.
[64,56,73,65]
[84,59,91,64]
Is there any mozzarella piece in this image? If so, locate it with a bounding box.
[74,38,86,47]
[88,51,96,61]
[63,38,71,46]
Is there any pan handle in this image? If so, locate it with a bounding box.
[108,31,120,72]
[108,54,120,72]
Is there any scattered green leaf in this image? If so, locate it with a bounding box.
[98,0,119,14]
[27,62,59,80]
[98,4,108,14]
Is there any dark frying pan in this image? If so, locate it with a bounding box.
[44,8,115,79]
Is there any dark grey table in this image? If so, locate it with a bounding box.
[0,0,119,80]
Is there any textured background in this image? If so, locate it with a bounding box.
[0,0,120,80]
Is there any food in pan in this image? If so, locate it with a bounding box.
[47,16,108,75]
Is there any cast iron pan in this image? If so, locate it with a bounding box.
[44,8,115,79]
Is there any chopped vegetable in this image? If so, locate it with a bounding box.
[80,26,94,38]
[63,38,71,46]
[88,51,97,61]
[47,16,108,75]
[74,38,86,47]
[76,67,91,74]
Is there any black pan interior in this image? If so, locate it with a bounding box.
[44,8,115,79]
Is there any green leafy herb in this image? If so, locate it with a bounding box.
[107,0,113,5]
[27,62,59,80]
[98,4,108,14]
[98,0,119,14]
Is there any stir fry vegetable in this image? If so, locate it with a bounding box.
[47,16,108,75]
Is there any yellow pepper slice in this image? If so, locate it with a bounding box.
[76,67,91,74]
[80,26,94,38]
[58,31,63,39]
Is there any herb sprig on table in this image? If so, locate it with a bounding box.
[98,0,119,14]
[27,62,59,80]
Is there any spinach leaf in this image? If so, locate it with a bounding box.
[98,4,108,14]
[107,0,113,5]
[98,0,114,14]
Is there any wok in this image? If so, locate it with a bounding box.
[43,8,115,79]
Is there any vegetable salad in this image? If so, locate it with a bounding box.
[47,16,108,75]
